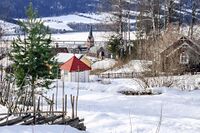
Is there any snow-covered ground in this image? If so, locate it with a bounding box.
[0,125,86,133]
[92,58,117,70]
[0,12,137,37]
[0,20,19,34]
[105,60,152,73]
[51,31,114,41]
[45,75,200,133]
[0,75,200,133]
[2,31,136,42]
[51,31,136,41]
[40,13,108,25]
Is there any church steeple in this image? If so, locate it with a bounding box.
[86,25,94,48]
[88,26,93,38]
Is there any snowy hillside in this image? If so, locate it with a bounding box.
[0,13,121,34]
[40,13,111,32]
[0,20,19,34]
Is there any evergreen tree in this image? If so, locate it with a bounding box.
[11,3,57,89]
[107,36,121,59]
[10,3,58,119]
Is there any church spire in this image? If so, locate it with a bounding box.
[88,25,93,38]
[86,25,94,48]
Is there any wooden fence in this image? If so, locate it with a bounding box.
[0,77,86,130]
[98,72,200,79]
[98,72,142,79]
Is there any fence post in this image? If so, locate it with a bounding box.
[70,95,75,119]
[65,94,67,115]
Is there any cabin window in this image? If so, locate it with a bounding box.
[180,52,189,64]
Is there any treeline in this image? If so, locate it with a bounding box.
[0,0,99,18]
[105,0,200,61]
[104,0,200,39]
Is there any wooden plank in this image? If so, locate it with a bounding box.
[0,111,64,116]
[53,117,79,125]
[76,123,86,131]
[37,114,63,124]
[0,114,32,126]
[0,115,11,122]
[21,116,46,125]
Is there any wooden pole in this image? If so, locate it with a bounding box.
[75,66,80,117]
[37,97,40,112]
[55,67,59,111]
[52,93,54,115]
[70,94,75,119]
[65,94,67,115]
[62,79,65,119]
[41,96,43,112]
[31,84,36,125]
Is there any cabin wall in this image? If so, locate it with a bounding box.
[61,70,90,82]
[161,47,200,73]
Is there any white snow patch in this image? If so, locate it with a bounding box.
[92,58,116,70]
[0,20,19,34]
[56,53,83,63]
[0,125,87,133]
[105,60,152,73]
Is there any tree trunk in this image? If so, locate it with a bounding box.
[190,0,196,38]
[31,78,36,124]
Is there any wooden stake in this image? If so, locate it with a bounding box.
[75,66,80,117]
[55,67,59,111]
[41,96,43,112]
[52,93,54,115]
[65,94,67,115]
[70,95,75,119]
[62,79,65,119]
[37,97,40,112]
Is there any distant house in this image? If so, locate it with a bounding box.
[160,36,200,73]
[53,43,68,54]
[89,46,111,59]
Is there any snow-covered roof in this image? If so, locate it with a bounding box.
[56,53,83,63]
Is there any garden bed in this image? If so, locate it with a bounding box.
[118,90,161,96]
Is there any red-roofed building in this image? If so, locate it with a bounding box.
[60,55,91,82]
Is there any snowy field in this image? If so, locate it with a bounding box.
[0,75,200,133]
[46,75,200,133]
[1,31,136,42]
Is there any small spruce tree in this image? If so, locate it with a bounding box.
[10,3,58,117]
